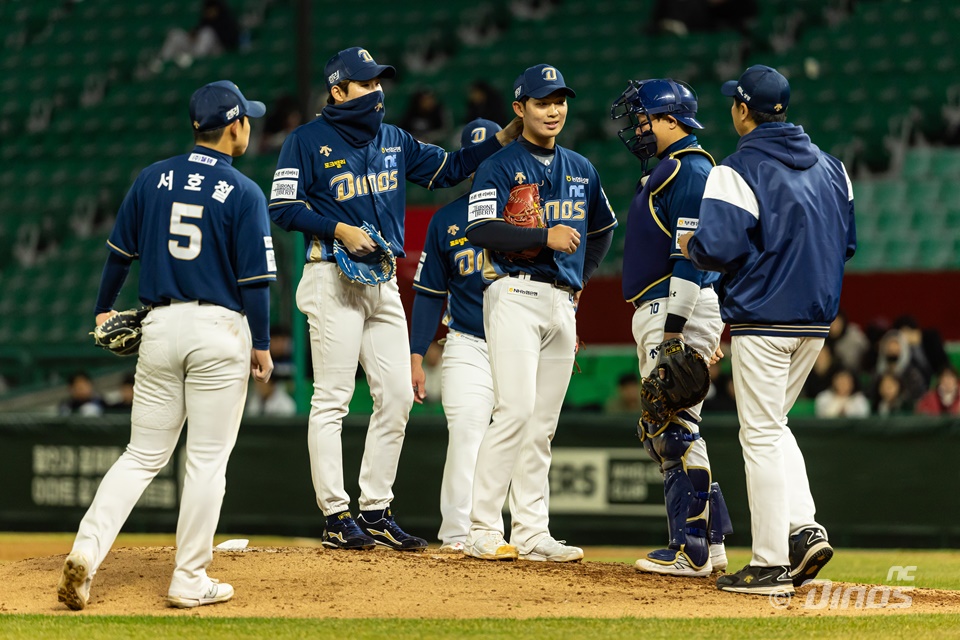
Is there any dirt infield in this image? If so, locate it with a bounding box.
[3,544,960,618]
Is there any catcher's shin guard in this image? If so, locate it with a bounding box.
[659,465,711,569]
[708,482,733,546]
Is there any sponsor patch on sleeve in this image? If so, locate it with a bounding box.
[414,252,427,282]
[274,168,300,180]
[468,200,498,222]
[675,218,698,250]
[270,180,298,200]
[470,188,497,203]
[264,236,273,249]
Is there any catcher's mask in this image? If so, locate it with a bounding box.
[611,79,704,168]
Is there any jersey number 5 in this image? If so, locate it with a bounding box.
[168,202,203,260]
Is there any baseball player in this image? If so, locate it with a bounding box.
[681,65,855,595]
[268,47,521,551]
[610,78,733,577]
[57,80,275,610]
[411,118,513,552]
[463,64,617,562]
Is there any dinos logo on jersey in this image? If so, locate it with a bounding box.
[329,170,399,201]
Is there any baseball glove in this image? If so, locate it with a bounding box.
[502,182,546,261]
[332,223,396,286]
[91,307,150,356]
[639,337,710,426]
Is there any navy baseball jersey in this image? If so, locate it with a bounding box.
[269,117,500,262]
[107,146,276,310]
[412,193,485,339]
[621,136,720,303]
[465,143,617,291]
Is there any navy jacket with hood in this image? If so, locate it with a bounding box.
[686,122,856,338]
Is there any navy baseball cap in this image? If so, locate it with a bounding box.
[513,63,576,101]
[324,46,397,91]
[721,64,790,115]
[460,118,502,148]
[189,80,265,132]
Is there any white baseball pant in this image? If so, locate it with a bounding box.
[71,301,250,599]
[730,334,825,567]
[296,261,414,516]
[632,287,724,472]
[470,277,576,554]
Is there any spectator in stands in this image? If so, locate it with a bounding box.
[399,89,451,146]
[104,373,136,413]
[828,309,869,373]
[259,95,303,155]
[875,329,928,405]
[893,315,948,385]
[651,0,757,36]
[915,367,960,416]
[605,373,641,414]
[59,372,105,417]
[870,372,910,417]
[246,376,297,417]
[814,368,870,418]
[269,325,295,380]
[465,80,507,124]
[801,342,838,399]
[157,0,240,69]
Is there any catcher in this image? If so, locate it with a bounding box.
[610,78,732,577]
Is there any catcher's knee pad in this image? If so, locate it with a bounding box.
[650,421,700,470]
[708,482,734,545]
[662,465,711,569]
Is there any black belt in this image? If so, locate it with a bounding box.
[508,272,573,291]
[152,299,217,307]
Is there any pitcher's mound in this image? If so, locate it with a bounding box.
[3,546,959,618]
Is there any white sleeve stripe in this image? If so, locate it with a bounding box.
[702,165,760,220]
[841,162,854,201]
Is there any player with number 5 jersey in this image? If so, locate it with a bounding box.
[58,80,275,611]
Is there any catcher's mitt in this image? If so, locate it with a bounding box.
[91,307,150,356]
[332,223,397,286]
[639,337,710,426]
[502,182,545,261]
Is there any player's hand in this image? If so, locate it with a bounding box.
[678,232,694,259]
[573,289,582,311]
[410,353,427,404]
[95,310,118,327]
[496,117,523,145]
[335,223,377,256]
[251,348,274,382]
[709,345,724,366]
[547,225,580,254]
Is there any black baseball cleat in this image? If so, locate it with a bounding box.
[358,508,428,551]
[716,565,795,595]
[789,528,834,587]
[322,511,376,550]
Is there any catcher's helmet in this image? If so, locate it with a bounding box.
[611,79,703,163]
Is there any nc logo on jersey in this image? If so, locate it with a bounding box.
[515,171,526,184]
[319,145,332,157]
[470,127,487,144]
[542,67,558,81]
[568,184,584,198]
[358,49,373,63]
[384,154,397,168]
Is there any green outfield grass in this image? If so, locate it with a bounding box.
[3,614,960,640]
